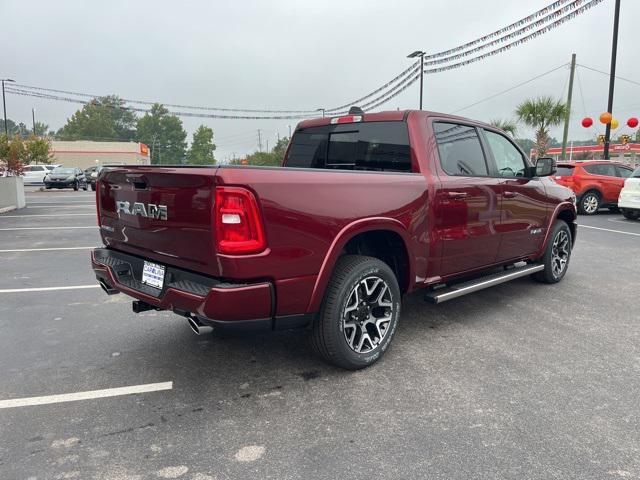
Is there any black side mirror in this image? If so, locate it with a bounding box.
[535,157,556,177]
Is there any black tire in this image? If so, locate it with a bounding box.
[91,183,96,191]
[531,220,572,284]
[45,185,51,190]
[608,206,620,213]
[578,190,600,215]
[622,209,640,220]
[311,255,401,370]
[73,181,79,191]
[82,182,88,191]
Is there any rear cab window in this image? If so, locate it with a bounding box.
[284,121,412,172]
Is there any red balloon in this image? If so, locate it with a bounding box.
[628,117,639,128]
[581,117,593,128]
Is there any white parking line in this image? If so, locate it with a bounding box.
[0,246,95,253]
[0,285,99,293]
[579,224,640,237]
[0,213,95,218]
[0,382,173,409]
[0,226,97,231]
[26,205,95,209]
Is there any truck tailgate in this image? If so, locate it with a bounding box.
[98,166,220,276]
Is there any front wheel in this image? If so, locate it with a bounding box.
[531,220,572,284]
[311,255,401,370]
[73,181,79,191]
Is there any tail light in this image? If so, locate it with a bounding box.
[95,179,101,227]
[215,186,266,255]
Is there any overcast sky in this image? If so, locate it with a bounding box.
[1,0,638,160]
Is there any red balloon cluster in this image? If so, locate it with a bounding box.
[628,117,639,128]
[581,117,593,128]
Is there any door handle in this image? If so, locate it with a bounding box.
[503,191,517,198]
[447,191,468,199]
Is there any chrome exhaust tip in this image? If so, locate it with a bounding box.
[187,316,213,335]
[98,278,118,295]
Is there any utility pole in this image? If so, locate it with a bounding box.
[1,78,15,136]
[407,51,426,110]
[604,0,621,160]
[561,54,576,160]
[266,139,269,152]
[288,125,292,138]
[32,108,36,135]
[257,129,262,152]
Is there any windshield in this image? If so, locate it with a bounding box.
[52,167,75,174]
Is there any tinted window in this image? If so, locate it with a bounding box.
[434,122,488,176]
[52,167,75,174]
[616,166,633,178]
[285,121,411,172]
[583,164,616,176]
[484,130,527,177]
[556,166,575,176]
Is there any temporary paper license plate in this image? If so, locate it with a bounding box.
[142,261,165,289]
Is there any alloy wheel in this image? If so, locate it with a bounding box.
[551,230,570,279]
[582,194,599,214]
[342,276,393,354]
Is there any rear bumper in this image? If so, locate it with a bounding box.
[618,192,640,211]
[91,248,311,331]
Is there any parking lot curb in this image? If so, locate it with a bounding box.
[0,206,17,214]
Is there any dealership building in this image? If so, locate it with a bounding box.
[49,141,150,169]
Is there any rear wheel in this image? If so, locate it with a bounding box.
[578,191,600,215]
[91,183,96,191]
[532,220,572,284]
[311,255,401,370]
[622,209,640,220]
[82,182,88,191]
[73,181,79,191]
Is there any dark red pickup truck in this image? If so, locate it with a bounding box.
[92,109,577,369]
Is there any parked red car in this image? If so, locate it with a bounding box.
[554,160,634,214]
[92,109,577,369]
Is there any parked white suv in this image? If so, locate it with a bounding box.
[619,166,640,220]
[23,164,59,184]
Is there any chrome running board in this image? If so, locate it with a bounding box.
[425,264,544,304]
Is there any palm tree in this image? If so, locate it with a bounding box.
[489,119,517,137]
[516,96,567,157]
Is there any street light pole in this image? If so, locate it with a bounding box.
[603,0,621,160]
[407,51,426,110]
[1,78,15,136]
[317,108,325,117]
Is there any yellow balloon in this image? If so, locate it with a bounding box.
[611,118,619,129]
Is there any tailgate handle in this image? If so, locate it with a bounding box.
[126,177,147,190]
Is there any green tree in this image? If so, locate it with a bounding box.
[33,122,50,137]
[24,135,52,164]
[57,95,137,141]
[186,125,216,165]
[271,136,290,163]
[136,104,187,164]
[489,119,517,137]
[516,97,568,157]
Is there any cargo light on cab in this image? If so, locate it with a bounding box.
[330,115,362,125]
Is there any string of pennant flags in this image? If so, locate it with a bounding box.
[423,0,596,67]
[422,0,573,60]
[6,0,606,120]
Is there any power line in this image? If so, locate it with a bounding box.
[449,64,568,114]
[576,64,640,88]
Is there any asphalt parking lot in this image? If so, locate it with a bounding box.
[1,186,639,480]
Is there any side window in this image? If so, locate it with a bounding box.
[584,164,616,176]
[616,166,632,178]
[483,130,527,177]
[355,122,411,172]
[434,122,488,176]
